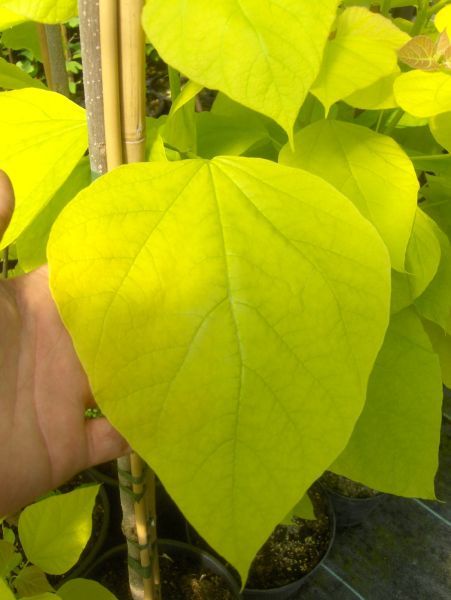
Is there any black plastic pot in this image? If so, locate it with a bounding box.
[321,485,387,528]
[242,491,336,600]
[159,539,242,599]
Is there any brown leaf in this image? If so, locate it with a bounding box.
[398,35,440,71]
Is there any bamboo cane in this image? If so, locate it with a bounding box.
[118,0,147,163]
[99,0,123,169]
[78,0,107,178]
[118,3,160,598]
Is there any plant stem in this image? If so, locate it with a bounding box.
[383,108,404,135]
[168,66,181,101]
[411,1,430,36]
[427,0,450,17]
[380,0,391,17]
[37,24,70,96]
[78,0,107,178]
[60,24,76,94]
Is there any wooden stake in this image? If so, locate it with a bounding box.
[119,0,146,163]
[78,0,107,178]
[99,0,123,169]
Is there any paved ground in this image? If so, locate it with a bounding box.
[301,395,451,600]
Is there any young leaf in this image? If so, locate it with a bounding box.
[391,209,441,314]
[344,68,400,110]
[0,88,87,249]
[48,158,390,581]
[0,56,47,90]
[142,0,340,141]
[398,35,440,71]
[16,157,92,272]
[58,579,118,600]
[311,7,408,113]
[332,307,442,499]
[0,539,21,578]
[0,0,77,23]
[415,221,451,333]
[279,119,418,272]
[18,485,100,575]
[14,566,54,598]
[393,71,451,117]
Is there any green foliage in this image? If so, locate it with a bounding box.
[1,21,42,59]
[0,0,77,24]
[18,485,100,575]
[0,0,450,589]
[279,119,418,271]
[48,158,390,579]
[58,579,118,600]
[0,55,46,89]
[0,88,87,249]
[142,0,340,139]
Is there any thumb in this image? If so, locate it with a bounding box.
[0,170,15,242]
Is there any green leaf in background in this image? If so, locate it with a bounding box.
[0,539,21,578]
[344,67,400,110]
[391,209,441,314]
[279,119,418,271]
[332,307,442,499]
[422,319,451,389]
[394,71,451,117]
[0,6,25,29]
[0,0,77,23]
[281,493,315,525]
[16,157,91,271]
[415,221,451,333]
[142,0,339,140]
[14,566,54,598]
[58,579,118,600]
[1,21,42,59]
[0,578,15,600]
[162,81,202,154]
[196,112,269,159]
[0,56,46,89]
[25,595,61,600]
[311,7,408,113]
[422,175,451,239]
[0,88,87,249]
[18,485,100,575]
[430,111,451,152]
[48,158,390,581]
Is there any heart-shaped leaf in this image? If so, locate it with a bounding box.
[0,6,25,29]
[58,579,118,600]
[48,157,390,580]
[333,307,442,499]
[430,111,451,152]
[0,88,87,249]
[398,35,440,71]
[279,119,418,271]
[311,7,408,113]
[394,71,451,117]
[344,67,400,110]
[142,0,340,140]
[18,486,99,575]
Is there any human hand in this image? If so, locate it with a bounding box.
[0,170,129,517]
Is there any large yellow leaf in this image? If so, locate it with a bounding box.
[0,88,87,248]
[142,0,339,140]
[311,7,408,113]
